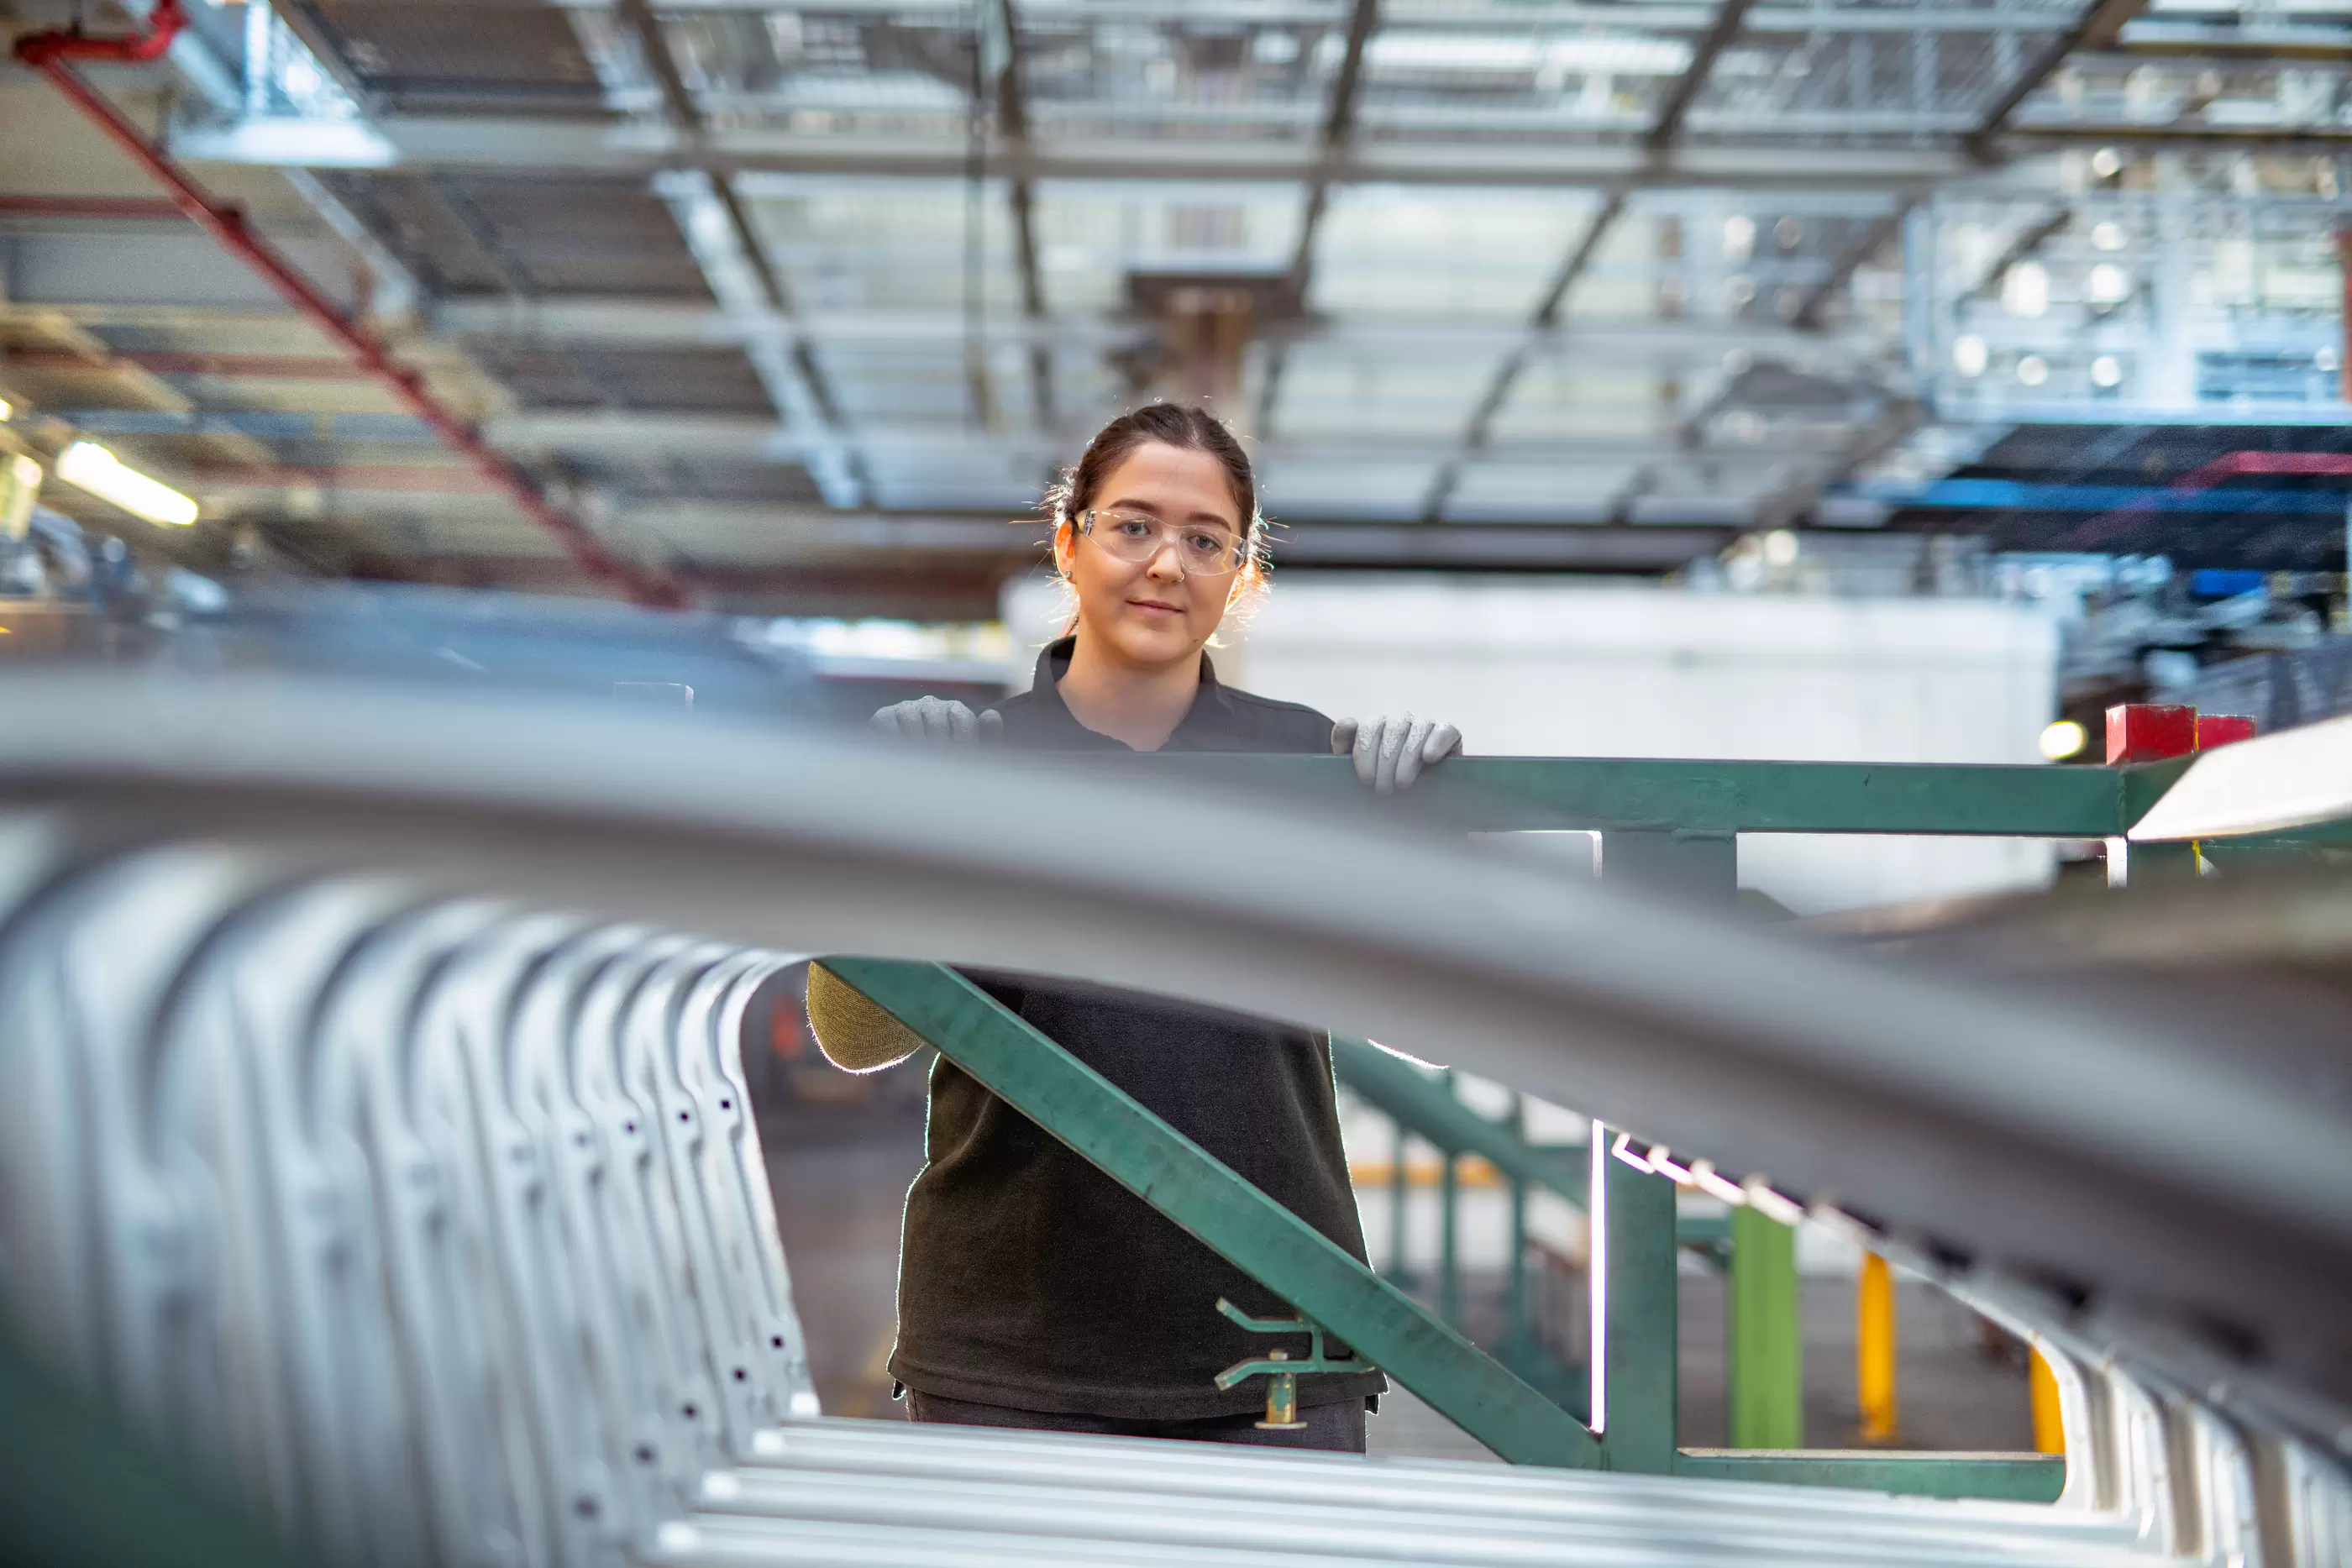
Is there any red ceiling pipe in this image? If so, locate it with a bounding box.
[13,5,688,609]
[15,0,189,62]
[2172,450,2352,491]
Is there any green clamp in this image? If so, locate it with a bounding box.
[1212,1298,1370,1430]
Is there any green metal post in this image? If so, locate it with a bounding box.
[1596,828,1738,902]
[1439,1072,1461,1327]
[825,957,1602,1468]
[1729,1204,1804,1449]
[1387,1119,1412,1288]
[1597,1128,1678,1472]
[1440,1150,1461,1325]
[1505,1093,1530,1358]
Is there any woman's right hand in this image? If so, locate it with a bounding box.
[869,696,1001,743]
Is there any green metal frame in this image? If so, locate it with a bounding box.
[1589,1134,2062,1498]
[1094,753,2196,836]
[821,958,2066,1501]
[811,749,2265,1500]
[821,957,1602,1468]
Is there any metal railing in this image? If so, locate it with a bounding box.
[827,960,2070,1499]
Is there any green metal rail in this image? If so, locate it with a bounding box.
[1091,753,2197,837]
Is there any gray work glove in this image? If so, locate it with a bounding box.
[1331,713,1462,794]
[869,696,1001,743]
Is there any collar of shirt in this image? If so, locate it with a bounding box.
[1016,635,1246,752]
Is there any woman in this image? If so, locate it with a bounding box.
[807,404,1461,1454]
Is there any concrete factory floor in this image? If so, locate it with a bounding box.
[760,1098,2039,1460]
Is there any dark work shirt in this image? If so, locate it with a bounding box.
[890,637,1387,1419]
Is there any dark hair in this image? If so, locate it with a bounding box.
[1044,403,1261,541]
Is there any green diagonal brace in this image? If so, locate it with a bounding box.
[1330,1036,1587,1203]
[822,957,1602,1468]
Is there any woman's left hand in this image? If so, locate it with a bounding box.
[1331,714,1463,794]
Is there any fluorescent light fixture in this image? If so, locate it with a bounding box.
[0,397,13,422]
[2092,221,2127,251]
[1367,32,1690,76]
[2040,718,2090,761]
[2090,145,2123,179]
[1953,334,1988,378]
[55,441,197,527]
[1646,1146,1693,1183]
[1609,1130,1652,1173]
[2087,263,2131,303]
[2017,354,2050,387]
[2091,355,2124,389]
[1544,36,1691,75]
[1588,1120,1609,1434]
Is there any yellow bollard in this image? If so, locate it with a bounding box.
[1856,1251,1898,1444]
[2029,1348,2065,1455]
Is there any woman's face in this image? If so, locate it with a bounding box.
[1058,442,1245,670]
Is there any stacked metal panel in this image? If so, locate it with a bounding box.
[0,831,815,1565]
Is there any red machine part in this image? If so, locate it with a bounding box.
[2106,703,2257,764]
[2194,713,2257,751]
[13,3,689,610]
[2105,703,2197,764]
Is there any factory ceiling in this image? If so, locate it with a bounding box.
[1,0,2347,612]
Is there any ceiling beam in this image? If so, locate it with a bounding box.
[978,0,1056,434]
[2006,123,2352,148]
[1789,198,1917,330]
[463,412,1840,471]
[333,515,1736,577]
[1966,0,2155,158]
[1646,0,1760,154]
[167,117,1972,191]
[1959,205,2075,304]
[421,297,1882,361]
[606,1,868,506]
[1258,0,1382,437]
[1416,192,1630,520]
[1423,0,1766,521]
